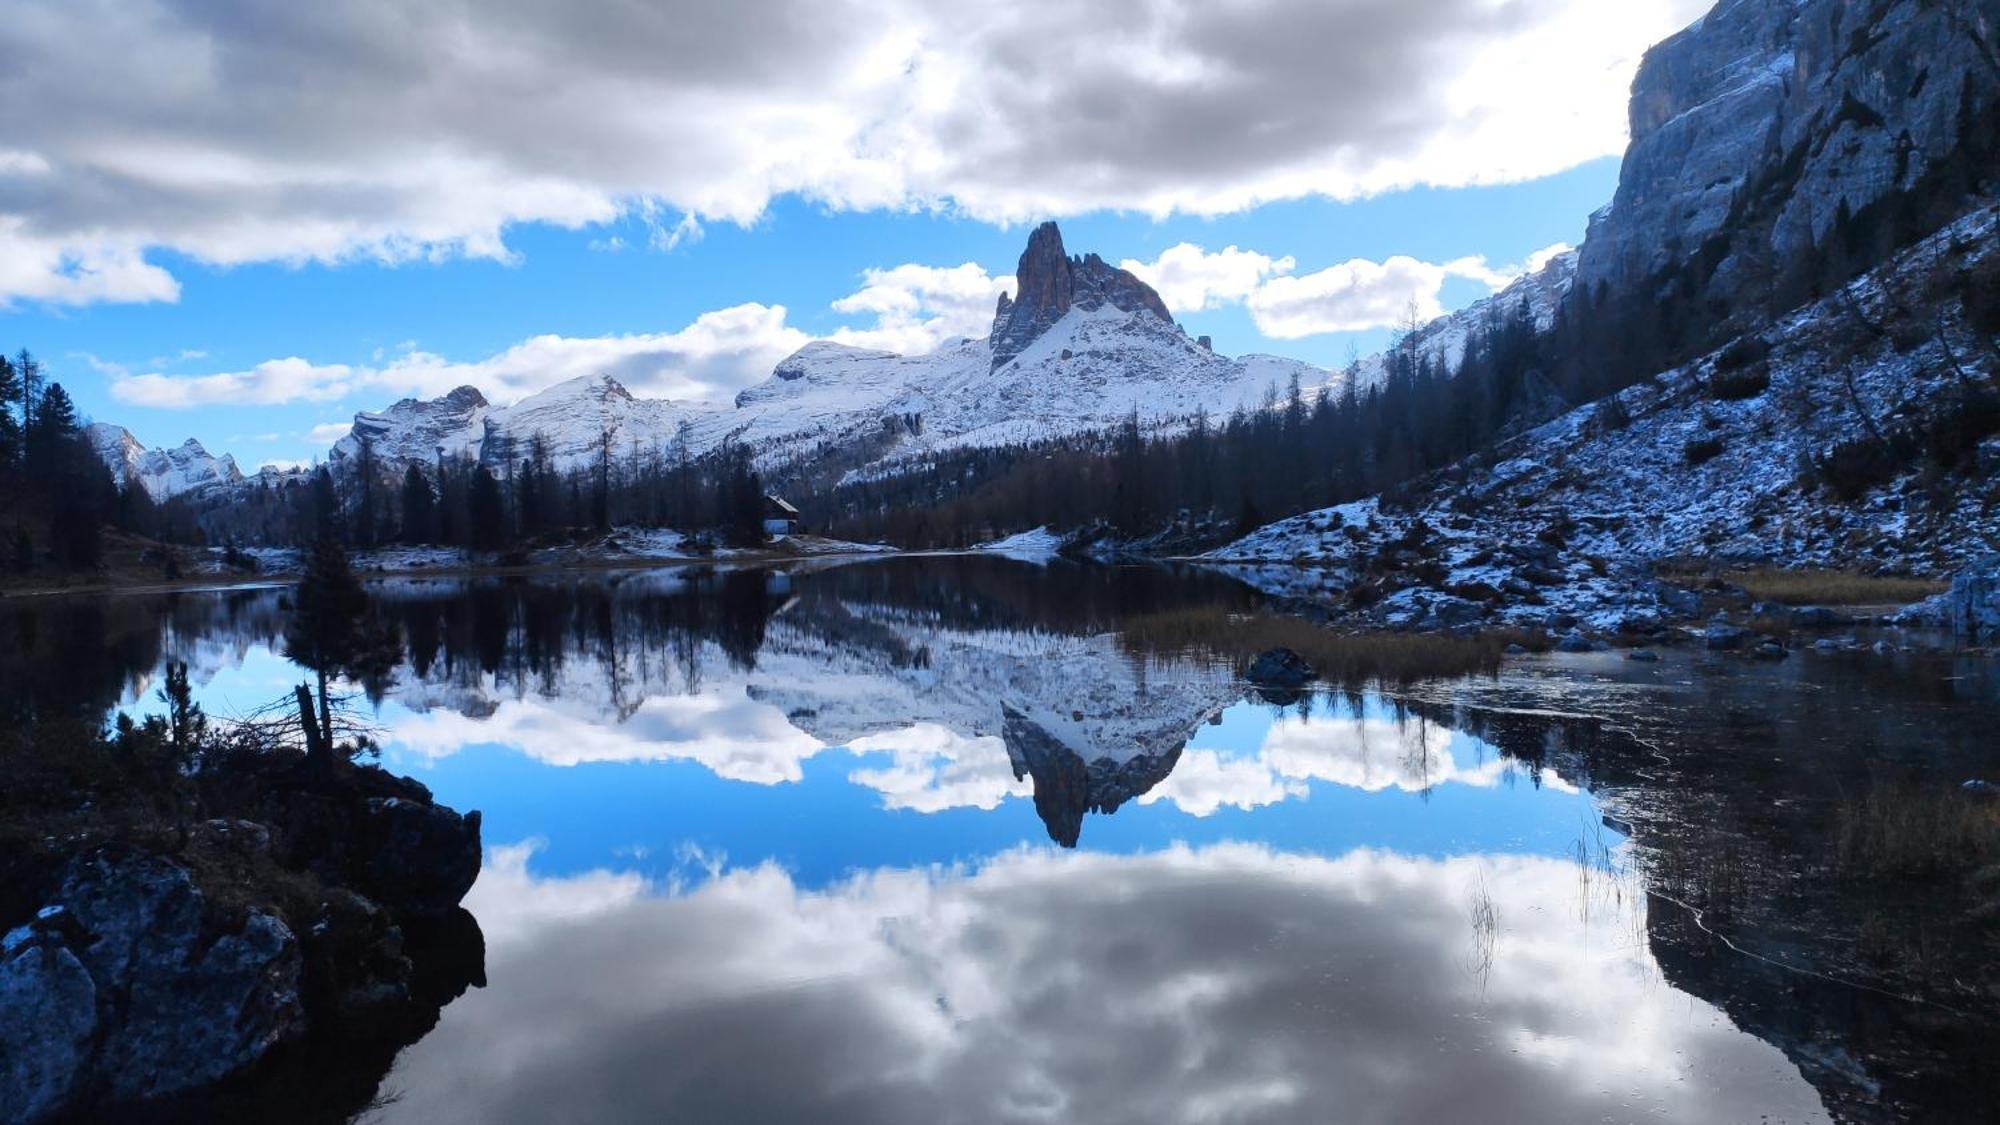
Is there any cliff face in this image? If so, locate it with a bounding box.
[1578,0,1999,320]
[989,221,1175,370]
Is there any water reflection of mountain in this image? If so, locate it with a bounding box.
[373,560,1256,847]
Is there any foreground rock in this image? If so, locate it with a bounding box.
[1946,557,2000,643]
[0,765,485,1123]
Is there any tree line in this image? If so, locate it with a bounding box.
[0,349,176,574]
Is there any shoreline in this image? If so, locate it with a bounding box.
[0,543,903,601]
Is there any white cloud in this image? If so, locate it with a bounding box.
[1129,240,1573,339]
[307,422,353,444]
[390,686,826,785]
[107,302,811,409]
[109,356,361,408]
[827,262,1013,355]
[0,217,179,307]
[1120,243,1295,313]
[846,723,1031,813]
[1248,255,1516,338]
[1137,747,1306,816]
[99,258,1009,409]
[0,0,1709,305]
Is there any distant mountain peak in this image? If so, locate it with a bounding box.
[989,221,1174,370]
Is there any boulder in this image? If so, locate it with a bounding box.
[1626,649,1661,663]
[1556,632,1595,654]
[1789,606,1853,630]
[1246,648,1317,690]
[1945,557,2000,643]
[1705,624,1753,651]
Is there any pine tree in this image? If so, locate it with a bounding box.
[399,464,435,544]
[468,465,506,550]
[0,353,20,477]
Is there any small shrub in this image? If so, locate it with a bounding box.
[1965,254,2000,338]
[1714,335,1772,373]
[1683,436,1726,466]
[1592,394,1632,433]
[1811,435,1903,500]
[1709,362,1772,401]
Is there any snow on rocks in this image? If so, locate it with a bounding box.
[974,526,1065,563]
[1207,205,2000,639]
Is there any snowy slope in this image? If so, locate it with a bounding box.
[1211,205,2000,631]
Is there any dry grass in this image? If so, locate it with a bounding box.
[1117,608,1505,687]
[1836,781,2000,882]
[1727,567,1948,606]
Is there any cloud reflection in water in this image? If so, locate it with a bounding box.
[376,843,1826,1125]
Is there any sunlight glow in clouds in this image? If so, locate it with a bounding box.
[0,0,1709,306]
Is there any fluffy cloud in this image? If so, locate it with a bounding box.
[381,843,1824,1123]
[1120,243,1296,313]
[828,262,1013,355]
[846,723,1031,813]
[389,686,826,785]
[1249,253,1532,338]
[0,0,1708,304]
[1123,241,1573,338]
[108,302,813,409]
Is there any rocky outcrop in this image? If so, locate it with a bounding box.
[1,768,485,1123]
[1946,556,2000,641]
[1579,0,2000,324]
[990,221,1175,369]
[1,851,305,1120]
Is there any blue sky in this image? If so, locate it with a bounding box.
[0,0,1709,471]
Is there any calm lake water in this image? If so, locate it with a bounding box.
[7,556,1999,1123]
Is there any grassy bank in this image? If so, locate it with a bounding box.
[1653,561,1949,606]
[1118,608,1506,686]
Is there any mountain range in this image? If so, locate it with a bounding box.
[96,217,1568,502]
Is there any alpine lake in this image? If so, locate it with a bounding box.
[6,554,1998,1124]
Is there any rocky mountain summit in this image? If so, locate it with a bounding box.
[87,423,245,501]
[990,221,1175,369]
[332,384,489,471]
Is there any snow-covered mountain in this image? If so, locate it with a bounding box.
[325,223,1332,486]
[87,423,245,501]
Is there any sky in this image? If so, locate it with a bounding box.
[0,0,1713,472]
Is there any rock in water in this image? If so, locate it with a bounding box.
[1946,557,2000,643]
[1246,648,1317,689]
[989,221,1174,369]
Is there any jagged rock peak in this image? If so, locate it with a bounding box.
[989,221,1174,370]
